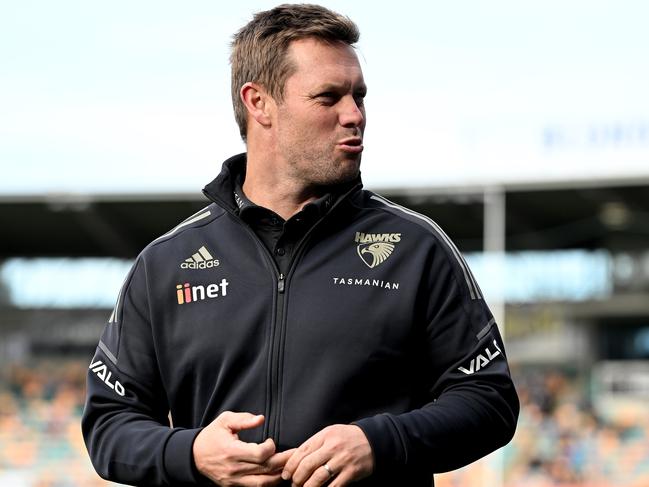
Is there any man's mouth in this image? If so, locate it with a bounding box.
[337,137,364,154]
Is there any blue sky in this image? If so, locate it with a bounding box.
[2,0,649,194]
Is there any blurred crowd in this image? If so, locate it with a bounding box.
[0,360,108,486]
[1,361,649,487]
[438,368,649,487]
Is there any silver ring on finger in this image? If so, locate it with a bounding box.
[322,463,334,478]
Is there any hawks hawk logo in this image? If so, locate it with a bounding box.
[355,232,401,268]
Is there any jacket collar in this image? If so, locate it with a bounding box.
[202,153,363,217]
[202,153,247,212]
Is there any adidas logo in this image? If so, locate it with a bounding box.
[180,246,220,269]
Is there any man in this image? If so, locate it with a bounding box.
[83,4,519,486]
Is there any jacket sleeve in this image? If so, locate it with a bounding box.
[81,256,204,486]
[354,248,519,475]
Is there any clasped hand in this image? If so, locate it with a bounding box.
[193,411,374,487]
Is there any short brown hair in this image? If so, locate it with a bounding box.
[230,4,360,141]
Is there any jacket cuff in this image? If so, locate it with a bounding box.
[163,427,204,484]
[353,414,408,473]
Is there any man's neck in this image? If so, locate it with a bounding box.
[242,143,323,220]
[242,170,321,221]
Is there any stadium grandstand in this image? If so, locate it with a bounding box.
[2,178,649,486]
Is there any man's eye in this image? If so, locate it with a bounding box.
[317,93,338,103]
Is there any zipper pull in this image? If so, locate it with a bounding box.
[278,274,285,293]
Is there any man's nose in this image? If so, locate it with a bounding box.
[339,96,365,128]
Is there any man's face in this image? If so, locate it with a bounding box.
[273,38,367,187]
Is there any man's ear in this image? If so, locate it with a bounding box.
[240,82,273,128]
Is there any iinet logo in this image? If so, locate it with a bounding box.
[176,278,229,305]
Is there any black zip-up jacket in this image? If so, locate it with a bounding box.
[82,154,519,486]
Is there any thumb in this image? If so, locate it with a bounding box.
[219,411,265,433]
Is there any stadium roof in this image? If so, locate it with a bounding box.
[3,178,649,258]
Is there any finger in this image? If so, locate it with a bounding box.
[231,447,295,476]
[230,437,277,464]
[302,463,336,487]
[291,448,332,486]
[224,460,282,477]
[283,436,322,479]
[264,448,296,472]
[220,411,266,433]
[236,472,284,487]
[328,469,354,487]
